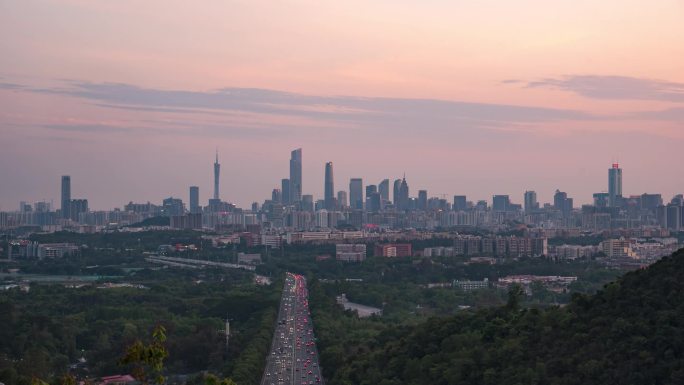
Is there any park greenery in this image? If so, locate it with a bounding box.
[2,228,680,384]
[309,248,684,385]
[0,268,279,385]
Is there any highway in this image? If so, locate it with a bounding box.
[261,273,323,385]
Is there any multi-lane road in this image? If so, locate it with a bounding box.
[261,273,323,385]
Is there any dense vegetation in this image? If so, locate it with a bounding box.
[311,248,684,385]
[0,269,280,385]
[2,229,667,385]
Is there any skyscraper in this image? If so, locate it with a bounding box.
[593,192,609,208]
[281,178,291,205]
[524,191,538,213]
[366,185,378,211]
[453,195,467,211]
[290,148,302,203]
[350,178,363,210]
[61,175,71,219]
[418,190,428,210]
[492,195,510,212]
[324,162,335,210]
[397,176,409,210]
[608,163,622,207]
[337,191,348,208]
[301,194,314,212]
[189,186,200,213]
[393,179,402,206]
[272,188,282,203]
[378,179,390,202]
[554,190,573,217]
[213,150,220,200]
[367,192,381,212]
[553,190,567,211]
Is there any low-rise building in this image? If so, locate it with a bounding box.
[375,243,412,257]
[336,244,367,262]
[600,238,636,258]
[37,243,79,258]
[237,252,262,265]
[453,278,489,291]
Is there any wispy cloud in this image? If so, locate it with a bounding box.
[523,75,684,102]
[0,81,27,90]
[26,81,598,132]
[630,107,684,121]
[43,123,137,134]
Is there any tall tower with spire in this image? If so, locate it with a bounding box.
[214,150,220,200]
[399,174,409,211]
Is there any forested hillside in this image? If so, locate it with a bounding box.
[0,270,280,385]
[316,248,684,385]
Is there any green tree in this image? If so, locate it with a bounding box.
[203,373,238,385]
[506,284,524,311]
[120,325,169,385]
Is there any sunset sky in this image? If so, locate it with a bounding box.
[1,0,683,210]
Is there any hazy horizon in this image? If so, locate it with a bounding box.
[1,0,683,210]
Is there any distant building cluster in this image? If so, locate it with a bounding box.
[6,240,78,259]
[496,275,578,293]
[424,236,548,258]
[1,150,682,264]
[552,244,599,260]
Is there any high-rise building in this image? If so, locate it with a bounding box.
[524,191,538,213]
[350,178,363,210]
[641,193,663,211]
[163,197,185,216]
[365,185,378,211]
[337,191,348,208]
[189,186,200,214]
[418,190,428,210]
[213,151,221,200]
[281,178,291,205]
[69,199,88,221]
[272,188,282,203]
[301,194,314,212]
[367,192,382,212]
[453,195,467,211]
[554,190,573,217]
[378,179,390,202]
[593,192,609,208]
[397,176,409,210]
[492,195,510,212]
[393,179,402,206]
[608,163,622,207]
[553,190,567,211]
[20,201,31,213]
[666,204,682,231]
[61,175,71,219]
[290,148,303,203]
[324,162,335,210]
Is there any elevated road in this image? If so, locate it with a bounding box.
[261,273,323,385]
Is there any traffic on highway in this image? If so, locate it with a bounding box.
[261,273,324,385]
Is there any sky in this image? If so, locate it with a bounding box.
[1,0,683,210]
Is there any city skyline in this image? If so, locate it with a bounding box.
[1,1,683,209]
[4,153,679,213]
